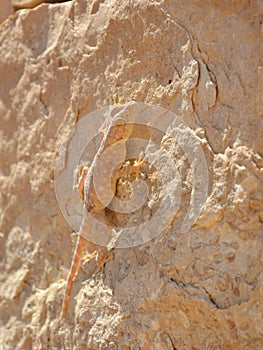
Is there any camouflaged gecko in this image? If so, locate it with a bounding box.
[61,105,144,318]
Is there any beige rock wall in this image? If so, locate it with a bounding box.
[0,0,262,349]
[0,0,13,23]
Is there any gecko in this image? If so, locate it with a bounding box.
[61,104,144,318]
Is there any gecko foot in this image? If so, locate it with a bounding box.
[94,247,113,277]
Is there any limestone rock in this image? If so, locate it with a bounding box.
[0,0,262,349]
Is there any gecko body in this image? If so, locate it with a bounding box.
[61,106,143,318]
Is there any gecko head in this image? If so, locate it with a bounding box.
[101,117,133,147]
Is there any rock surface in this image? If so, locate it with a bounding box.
[0,0,13,23]
[0,0,262,349]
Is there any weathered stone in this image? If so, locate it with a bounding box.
[0,0,262,349]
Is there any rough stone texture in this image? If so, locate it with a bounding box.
[0,0,262,349]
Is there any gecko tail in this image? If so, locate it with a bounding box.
[60,234,87,319]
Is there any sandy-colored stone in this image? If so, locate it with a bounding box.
[0,0,262,349]
[0,0,13,23]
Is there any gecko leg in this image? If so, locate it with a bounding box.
[96,246,113,273]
